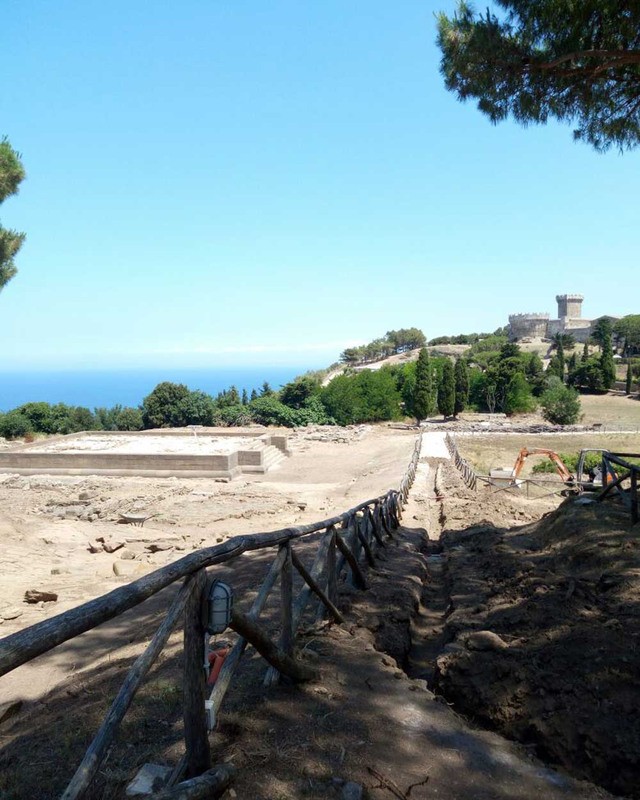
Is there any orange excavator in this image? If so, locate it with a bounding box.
[511,448,575,484]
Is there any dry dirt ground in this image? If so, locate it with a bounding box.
[413,452,640,799]
[0,424,414,666]
[1,422,639,799]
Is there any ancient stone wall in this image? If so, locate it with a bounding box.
[508,313,550,340]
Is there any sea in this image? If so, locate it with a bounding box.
[0,367,311,412]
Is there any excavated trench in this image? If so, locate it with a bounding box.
[404,456,640,799]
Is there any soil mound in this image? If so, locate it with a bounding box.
[434,498,640,797]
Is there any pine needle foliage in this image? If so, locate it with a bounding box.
[0,137,26,290]
[437,1,640,151]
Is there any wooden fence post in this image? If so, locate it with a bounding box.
[327,528,338,605]
[183,569,211,778]
[280,542,294,658]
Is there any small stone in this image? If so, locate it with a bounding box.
[0,607,23,620]
[51,567,71,575]
[119,549,136,560]
[125,763,171,796]
[341,781,364,800]
[88,540,103,553]
[113,561,140,577]
[24,590,58,604]
[103,539,125,554]
[146,542,172,553]
[466,630,509,651]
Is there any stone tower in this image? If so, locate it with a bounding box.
[556,294,584,319]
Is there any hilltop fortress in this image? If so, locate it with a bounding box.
[508,294,614,342]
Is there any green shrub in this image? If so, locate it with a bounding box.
[504,372,536,415]
[115,407,144,431]
[541,383,581,425]
[279,376,320,409]
[321,369,401,426]
[0,411,33,440]
[142,382,191,428]
[218,404,252,427]
[16,402,57,433]
[177,390,217,426]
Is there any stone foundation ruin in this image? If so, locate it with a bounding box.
[0,429,290,480]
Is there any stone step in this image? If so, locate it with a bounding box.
[261,445,285,471]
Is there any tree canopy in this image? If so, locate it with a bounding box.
[614,314,640,354]
[0,137,26,290]
[437,1,640,151]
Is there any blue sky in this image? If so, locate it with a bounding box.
[1,0,638,371]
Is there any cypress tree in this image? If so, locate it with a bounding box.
[557,339,565,378]
[599,320,616,390]
[567,352,578,386]
[581,341,589,362]
[413,348,433,424]
[453,358,469,418]
[241,388,249,406]
[626,362,633,395]
[438,359,455,419]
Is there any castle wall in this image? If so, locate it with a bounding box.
[509,294,600,342]
[508,313,549,340]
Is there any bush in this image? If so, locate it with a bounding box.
[0,411,33,440]
[142,382,191,428]
[249,396,301,427]
[218,404,252,427]
[504,372,536,415]
[540,383,581,425]
[16,402,57,433]
[279,376,320,409]
[177,390,217,426]
[249,395,331,427]
[115,407,144,431]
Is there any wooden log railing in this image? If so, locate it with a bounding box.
[0,433,423,800]
[444,433,478,490]
[597,451,640,525]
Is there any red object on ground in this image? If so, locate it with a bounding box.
[207,646,230,685]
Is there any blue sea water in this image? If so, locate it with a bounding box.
[0,367,309,411]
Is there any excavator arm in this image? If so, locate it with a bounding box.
[512,448,575,483]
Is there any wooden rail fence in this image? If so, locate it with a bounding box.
[597,451,640,525]
[444,434,478,490]
[0,434,423,799]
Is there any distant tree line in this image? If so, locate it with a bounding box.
[340,328,426,365]
[428,327,508,346]
[2,316,637,440]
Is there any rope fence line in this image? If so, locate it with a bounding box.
[444,433,478,490]
[0,433,423,800]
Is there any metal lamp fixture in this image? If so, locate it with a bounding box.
[202,578,233,635]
